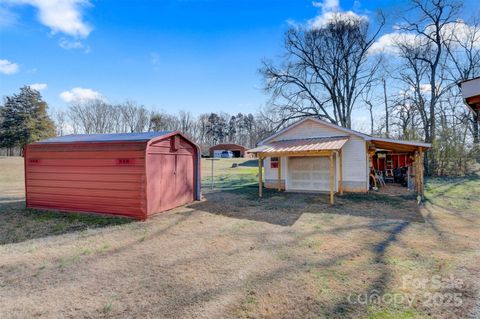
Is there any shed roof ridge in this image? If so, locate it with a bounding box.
[36,131,174,143]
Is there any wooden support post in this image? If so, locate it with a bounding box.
[329,152,334,205]
[258,156,263,198]
[365,142,370,192]
[419,149,424,197]
[277,157,282,191]
[414,151,420,197]
[339,150,343,195]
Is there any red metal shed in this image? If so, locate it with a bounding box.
[24,131,201,220]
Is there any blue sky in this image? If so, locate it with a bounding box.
[0,0,476,119]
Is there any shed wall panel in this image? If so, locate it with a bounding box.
[26,165,145,175]
[25,142,147,219]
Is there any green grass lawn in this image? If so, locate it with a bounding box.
[0,156,479,318]
[201,158,259,190]
[425,175,480,214]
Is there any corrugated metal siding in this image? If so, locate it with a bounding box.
[250,137,348,154]
[146,135,197,216]
[25,142,147,219]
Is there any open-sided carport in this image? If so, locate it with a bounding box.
[248,117,431,205]
[24,131,201,219]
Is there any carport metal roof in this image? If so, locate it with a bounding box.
[369,137,431,153]
[248,136,349,157]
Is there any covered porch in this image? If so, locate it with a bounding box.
[248,136,349,205]
[368,138,429,198]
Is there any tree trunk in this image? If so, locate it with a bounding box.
[383,78,389,138]
[370,109,374,135]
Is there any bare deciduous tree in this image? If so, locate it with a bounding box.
[261,12,385,129]
[398,0,461,173]
[119,100,151,133]
[69,100,115,134]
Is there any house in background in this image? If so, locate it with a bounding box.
[248,117,430,204]
[209,143,248,158]
[459,76,480,115]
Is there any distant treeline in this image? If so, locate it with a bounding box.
[0,87,276,156]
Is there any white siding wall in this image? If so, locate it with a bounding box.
[341,136,368,191]
[264,156,287,183]
[263,119,368,192]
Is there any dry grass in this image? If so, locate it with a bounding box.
[0,156,479,318]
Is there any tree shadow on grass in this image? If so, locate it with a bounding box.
[0,198,135,245]
[326,220,411,317]
[192,184,425,227]
[327,193,425,223]
[192,186,306,227]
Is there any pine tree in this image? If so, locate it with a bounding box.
[0,86,56,152]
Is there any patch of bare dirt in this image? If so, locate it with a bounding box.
[0,158,479,318]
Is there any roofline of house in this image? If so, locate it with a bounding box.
[259,117,370,145]
[259,117,431,149]
[456,78,480,114]
[457,75,480,85]
[369,137,431,148]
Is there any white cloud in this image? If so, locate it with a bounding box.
[0,59,19,74]
[309,0,367,29]
[370,20,480,56]
[59,38,90,52]
[368,32,420,55]
[59,38,83,49]
[312,0,339,11]
[442,20,480,48]
[398,84,433,96]
[5,0,92,38]
[60,87,104,103]
[419,84,431,93]
[29,83,47,91]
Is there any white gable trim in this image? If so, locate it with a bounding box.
[258,117,432,149]
[259,117,370,145]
